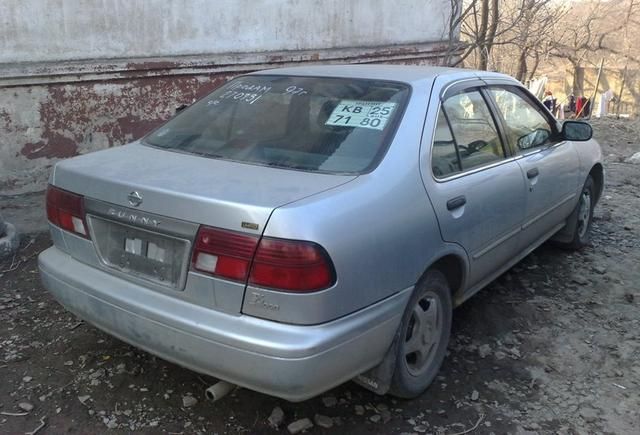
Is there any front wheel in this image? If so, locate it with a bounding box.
[557,175,595,250]
[389,270,452,399]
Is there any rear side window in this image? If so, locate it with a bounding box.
[144,75,409,174]
[431,90,506,178]
[431,109,461,177]
[489,87,555,153]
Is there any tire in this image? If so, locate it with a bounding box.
[389,269,452,399]
[558,175,595,250]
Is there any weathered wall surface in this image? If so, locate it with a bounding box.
[0,0,457,195]
[1,0,451,63]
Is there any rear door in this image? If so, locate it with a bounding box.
[485,85,580,251]
[423,80,527,288]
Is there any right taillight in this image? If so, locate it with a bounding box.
[249,237,335,292]
[191,226,335,292]
[46,185,89,238]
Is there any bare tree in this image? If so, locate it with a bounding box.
[441,0,464,66]
[459,0,502,69]
[442,0,640,106]
[548,0,609,94]
[511,1,560,81]
[544,0,637,96]
[441,0,477,66]
[447,0,552,72]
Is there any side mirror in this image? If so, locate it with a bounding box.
[562,121,593,141]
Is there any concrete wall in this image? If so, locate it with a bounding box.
[0,0,458,195]
[1,0,452,63]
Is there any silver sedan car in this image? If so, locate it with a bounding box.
[39,65,603,401]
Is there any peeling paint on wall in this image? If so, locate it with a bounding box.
[0,72,229,193]
[24,75,226,158]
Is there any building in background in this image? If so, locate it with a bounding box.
[0,0,460,195]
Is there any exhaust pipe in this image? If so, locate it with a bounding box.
[205,381,236,402]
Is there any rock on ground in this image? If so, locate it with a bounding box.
[321,395,337,407]
[625,151,640,164]
[18,402,34,412]
[287,418,313,434]
[182,395,198,408]
[0,222,19,259]
[268,406,284,428]
[478,343,492,358]
[314,413,333,428]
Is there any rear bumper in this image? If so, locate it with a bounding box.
[38,246,409,401]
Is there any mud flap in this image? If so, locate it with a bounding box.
[550,202,579,244]
[550,220,574,244]
[352,321,402,395]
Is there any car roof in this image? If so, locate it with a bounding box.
[249,64,516,85]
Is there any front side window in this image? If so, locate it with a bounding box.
[144,75,409,174]
[489,87,555,153]
[432,89,506,178]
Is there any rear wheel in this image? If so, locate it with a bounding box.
[389,269,452,398]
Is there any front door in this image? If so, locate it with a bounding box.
[424,83,527,288]
[486,86,580,250]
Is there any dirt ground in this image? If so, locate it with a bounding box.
[1,118,639,434]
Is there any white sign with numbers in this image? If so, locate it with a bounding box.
[325,100,397,131]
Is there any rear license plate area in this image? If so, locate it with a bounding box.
[88,216,190,289]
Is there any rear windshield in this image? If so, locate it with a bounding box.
[143,75,409,174]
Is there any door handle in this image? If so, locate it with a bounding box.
[446,195,466,211]
[527,168,539,179]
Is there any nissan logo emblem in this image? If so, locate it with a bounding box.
[128,191,143,207]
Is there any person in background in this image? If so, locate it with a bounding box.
[543,90,557,113]
[568,94,576,114]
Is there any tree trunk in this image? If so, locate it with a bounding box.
[515,49,529,82]
[485,0,499,67]
[569,60,581,96]
[476,0,500,70]
[527,51,541,82]
[477,0,490,70]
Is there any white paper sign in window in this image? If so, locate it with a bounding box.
[325,100,397,131]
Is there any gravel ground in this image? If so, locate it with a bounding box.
[1,118,639,434]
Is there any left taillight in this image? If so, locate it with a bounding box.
[191,226,259,282]
[46,185,89,238]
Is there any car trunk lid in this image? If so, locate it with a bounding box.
[52,142,356,233]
